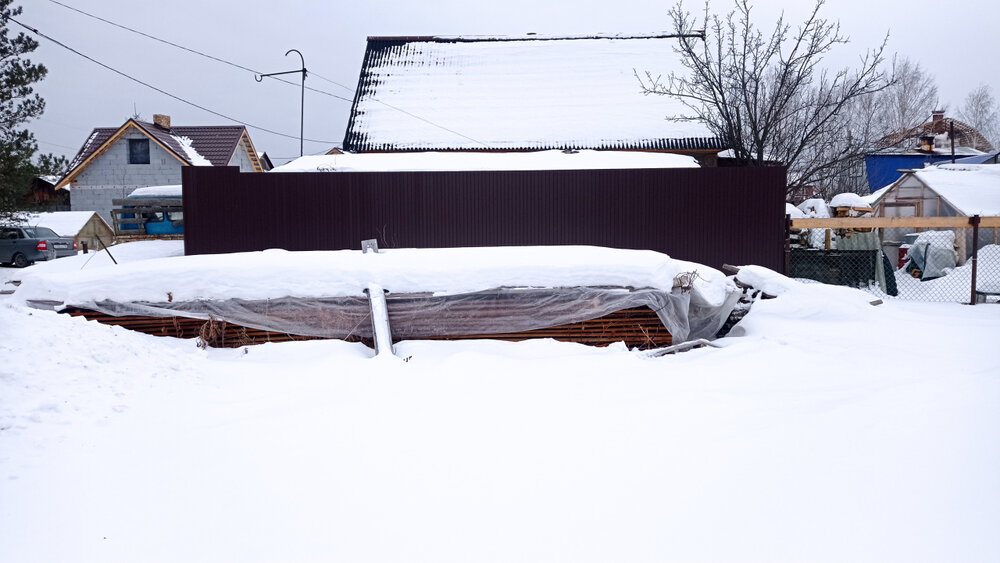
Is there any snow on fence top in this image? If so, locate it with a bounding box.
[344,34,724,152]
[272,150,700,173]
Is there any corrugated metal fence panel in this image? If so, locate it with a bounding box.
[182,166,786,271]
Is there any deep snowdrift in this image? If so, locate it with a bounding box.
[1,245,998,562]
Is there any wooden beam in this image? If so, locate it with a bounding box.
[791,216,1000,229]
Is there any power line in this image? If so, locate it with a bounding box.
[9,16,341,145]
[42,0,491,149]
[309,71,357,94]
[36,138,81,151]
[45,0,354,103]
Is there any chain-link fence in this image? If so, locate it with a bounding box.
[787,216,1000,304]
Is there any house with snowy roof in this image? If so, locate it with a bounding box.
[865,111,996,192]
[56,114,265,222]
[342,34,727,165]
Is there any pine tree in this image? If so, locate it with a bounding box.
[0,0,47,222]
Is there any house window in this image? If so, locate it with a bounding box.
[128,139,150,164]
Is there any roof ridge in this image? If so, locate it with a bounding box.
[366,32,701,43]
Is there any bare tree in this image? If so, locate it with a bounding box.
[957,84,999,150]
[875,58,939,135]
[637,0,891,195]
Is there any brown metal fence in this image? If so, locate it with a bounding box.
[788,216,1000,304]
[182,166,787,272]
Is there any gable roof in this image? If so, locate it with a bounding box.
[879,114,994,153]
[26,211,111,237]
[57,119,263,189]
[343,34,725,153]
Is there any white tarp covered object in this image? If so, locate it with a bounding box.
[906,230,958,279]
[16,246,740,344]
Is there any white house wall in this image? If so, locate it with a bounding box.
[227,146,256,172]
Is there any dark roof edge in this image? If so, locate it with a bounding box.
[345,138,730,153]
[365,33,702,43]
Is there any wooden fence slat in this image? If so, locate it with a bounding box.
[791,216,1000,229]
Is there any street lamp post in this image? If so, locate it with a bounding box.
[255,49,307,157]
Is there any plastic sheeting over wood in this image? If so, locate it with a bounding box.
[77,285,740,345]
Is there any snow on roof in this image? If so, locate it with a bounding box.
[829,193,871,208]
[172,136,212,166]
[913,164,1000,216]
[128,185,182,198]
[60,121,252,188]
[15,246,732,310]
[797,198,831,218]
[869,146,986,157]
[785,203,806,219]
[344,34,724,152]
[864,185,892,206]
[272,150,700,173]
[955,150,1000,165]
[25,212,103,236]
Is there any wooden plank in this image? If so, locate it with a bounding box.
[791,216,1000,229]
[58,305,672,349]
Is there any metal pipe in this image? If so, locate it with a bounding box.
[366,282,395,357]
[286,49,306,157]
[254,49,307,156]
[950,120,955,164]
[970,215,980,305]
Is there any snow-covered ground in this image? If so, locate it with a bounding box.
[1,244,999,562]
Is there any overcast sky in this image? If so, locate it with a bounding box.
[17,0,999,166]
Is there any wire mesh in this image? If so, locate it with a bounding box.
[788,224,1000,304]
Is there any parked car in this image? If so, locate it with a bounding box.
[0,225,78,267]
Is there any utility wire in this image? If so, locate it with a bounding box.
[43,0,491,148]
[45,0,353,103]
[309,71,357,94]
[9,16,341,145]
[310,64,491,148]
[37,139,81,151]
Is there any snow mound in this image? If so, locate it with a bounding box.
[797,198,830,218]
[785,203,806,219]
[15,246,732,307]
[829,192,871,208]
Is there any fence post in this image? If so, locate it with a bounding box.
[784,214,791,276]
[969,215,980,305]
